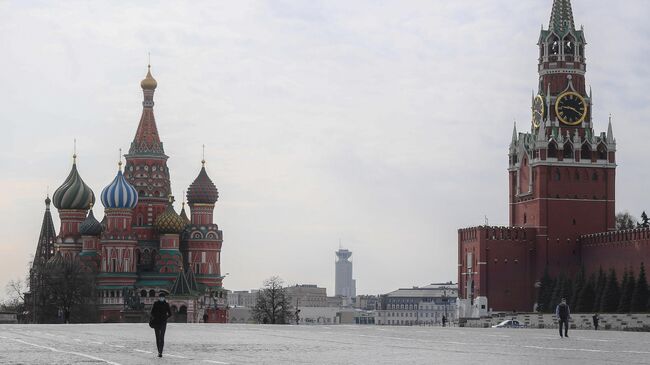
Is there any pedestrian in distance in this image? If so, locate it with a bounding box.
[203,312,209,323]
[555,298,571,338]
[442,315,447,327]
[592,313,599,331]
[150,292,172,357]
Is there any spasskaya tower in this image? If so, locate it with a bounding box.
[458,0,620,316]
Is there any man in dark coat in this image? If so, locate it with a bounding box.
[151,292,172,357]
[592,313,599,331]
[555,298,571,338]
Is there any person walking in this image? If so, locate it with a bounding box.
[151,292,172,357]
[592,313,599,331]
[555,298,571,338]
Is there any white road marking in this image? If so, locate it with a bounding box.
[525,345,605,353]
[134,349,153,353]
[165,353,188,358]
[203,360,229,364]
[8,338,122,365]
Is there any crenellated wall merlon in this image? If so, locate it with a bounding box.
[580,227,650,246]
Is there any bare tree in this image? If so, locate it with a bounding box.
[616,211,638,231]
[252,276,294,324]
[41,258,97,323]
[2,279,27,313]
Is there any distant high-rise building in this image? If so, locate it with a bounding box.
[335,248,356,298]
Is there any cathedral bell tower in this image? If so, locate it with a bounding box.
[124,65,172,240]
[508,0,616,277]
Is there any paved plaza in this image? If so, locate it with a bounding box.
[0,324,649,364]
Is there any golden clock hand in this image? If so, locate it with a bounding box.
[562,106,581,114]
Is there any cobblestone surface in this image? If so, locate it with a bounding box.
[1,324,648,364]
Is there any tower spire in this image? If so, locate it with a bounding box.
[129,64,164,156]
[549,0,576,35]
[607,114,615,144]
[34,196,58,263]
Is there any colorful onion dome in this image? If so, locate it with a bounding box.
[154,196,186,234]
[187,164,219,205]
[140,64,157,90]
[52,158,95,210]
[45,250,64,269]
[80,206,102,236]
[101,168,138,209]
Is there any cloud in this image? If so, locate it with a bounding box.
[0,0,649,298]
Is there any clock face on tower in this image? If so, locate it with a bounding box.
[555,92,587,126]
[532,95,545,128]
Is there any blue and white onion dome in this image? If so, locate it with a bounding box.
[101,163,138,209]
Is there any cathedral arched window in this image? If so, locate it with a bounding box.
[149,289,156,297]
[548,141,558,158]
[581,143,592,161]
[549,35,560,59]
[140,290,147,297]
[563,142,574,160]
[597,143,607,160]
[563,35,575,58]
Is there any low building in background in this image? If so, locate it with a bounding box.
[376,283,458,326]
[228,306,254,324]
[227,290,259,308]
[286,284,327,308]
[0,312,18,324]
[354,295,380,310]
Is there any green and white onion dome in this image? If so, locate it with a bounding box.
[52,160,95,210]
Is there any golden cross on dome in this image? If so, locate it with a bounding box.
[73,138,77,163]
[202,144,206,166]
[118,148,123,170]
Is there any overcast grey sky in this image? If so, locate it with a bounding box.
[1,0,649,300]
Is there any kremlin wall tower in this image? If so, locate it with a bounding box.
[457,0,650,318]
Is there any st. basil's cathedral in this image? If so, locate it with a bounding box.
[29,66,227,323]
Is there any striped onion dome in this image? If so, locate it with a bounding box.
[52,159,95,210]
[101,169,138,209]
[80,207,102,236]
[45,250,65,269]
[187,165,219,205]
[155,197,186,234]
